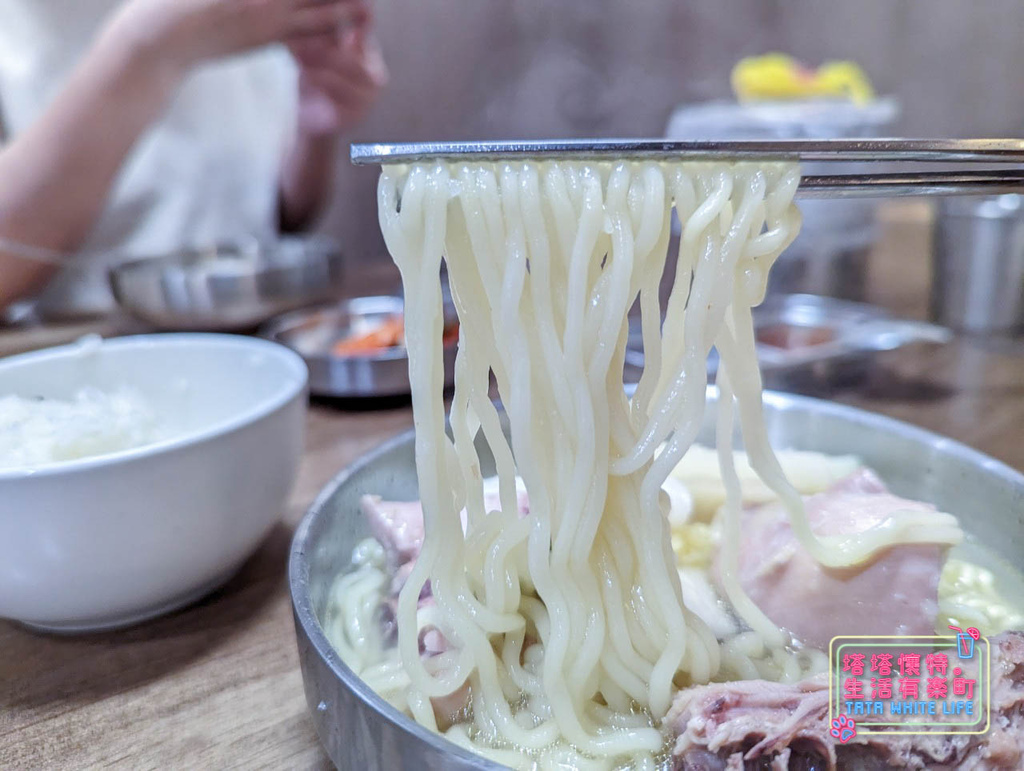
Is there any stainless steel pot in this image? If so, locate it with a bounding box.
[289,390,1024,770]
[664,99,900,301]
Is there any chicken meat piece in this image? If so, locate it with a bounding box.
[361,495,425,569]
[726,486,946,650]
[669,631,1024,770]
[360,477,530,569]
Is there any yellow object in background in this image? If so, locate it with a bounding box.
[731,53,875,105]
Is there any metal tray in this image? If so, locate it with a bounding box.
[289,389,1024,770]
[261,296,456,399]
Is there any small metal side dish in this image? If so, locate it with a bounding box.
[109,237,345,331]
[289,389,1024,770]
[626,294,951,391]
[751,293,951,388]
[261,295,457,399]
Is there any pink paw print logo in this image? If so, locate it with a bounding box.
[830,714,857,744]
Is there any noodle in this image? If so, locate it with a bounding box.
[359,158,963,767]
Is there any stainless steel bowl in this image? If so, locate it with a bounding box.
[109,237,345,331]
[289,390,1024,770]
[261,296,457,399]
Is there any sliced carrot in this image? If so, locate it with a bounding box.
[331,315,457,358]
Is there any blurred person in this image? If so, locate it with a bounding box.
[0,0,388,317]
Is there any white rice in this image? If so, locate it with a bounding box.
[0,387,169,470]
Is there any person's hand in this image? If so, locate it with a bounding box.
[277,16,386,229]
[289,20,389,137]
[105,0,368,71]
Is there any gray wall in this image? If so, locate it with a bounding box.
[326,0,1024,265]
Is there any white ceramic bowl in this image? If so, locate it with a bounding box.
[0,334,308,632]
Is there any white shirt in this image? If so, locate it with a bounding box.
[0,0,299,317]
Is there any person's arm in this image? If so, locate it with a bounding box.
[0,28,185,306]
[279,23,387,232]
[0,0,359,311]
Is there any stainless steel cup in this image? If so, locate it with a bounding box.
[932,195,1024,334]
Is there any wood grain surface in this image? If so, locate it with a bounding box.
[3,205,1023,770]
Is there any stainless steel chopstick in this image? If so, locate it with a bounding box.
[797,169,1024,198]
[350,138,1024,198]
[351,138,1024,164]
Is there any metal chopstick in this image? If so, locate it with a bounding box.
[351,138,1024,165]
[351,139,1024,198]
[797,169,1024,198]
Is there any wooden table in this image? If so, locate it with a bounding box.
[3,204,1024,770]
